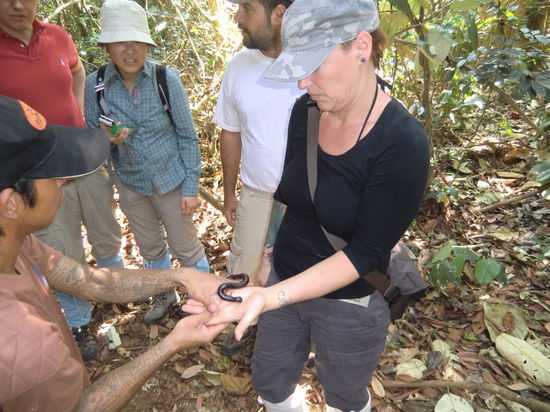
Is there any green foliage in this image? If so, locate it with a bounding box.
[417,27,453,66]
[475,258,507,284]
[446,1,549,135]
[531,161,550,185]
[464,332,478,341]
[530,161,550,199]
[426,244,507,290]
[462,29,550,101]
[427,178,459,205]
[377,0,549,145]
[532,237,550,262]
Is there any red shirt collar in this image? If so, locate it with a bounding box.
[32,19,46,33]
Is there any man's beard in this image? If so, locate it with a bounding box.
[239,25,274,52]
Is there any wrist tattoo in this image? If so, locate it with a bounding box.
[277,290,290,308]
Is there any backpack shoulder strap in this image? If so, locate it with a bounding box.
[154,64,174,125]
[95,65,111,116]
[306,101,347,250]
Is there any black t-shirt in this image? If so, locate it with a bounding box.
[273,94,430,299]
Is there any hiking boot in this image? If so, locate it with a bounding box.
[220,325,256,357]
[143,290,180,324]
[72,324,100,362]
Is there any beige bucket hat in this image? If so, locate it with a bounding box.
[98,0,156,46]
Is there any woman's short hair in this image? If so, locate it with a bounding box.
[341,28,387,69]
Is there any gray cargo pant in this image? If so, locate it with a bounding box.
[252,270,391,412]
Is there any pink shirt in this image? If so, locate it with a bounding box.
[0,235,89,411]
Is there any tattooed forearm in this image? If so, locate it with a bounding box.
[77,338,177,412]
[277,290,291,308]
[96,270,176,303]
[45,257,90,301]
[45,256,179,303]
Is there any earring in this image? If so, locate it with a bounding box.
[359,57,367,64]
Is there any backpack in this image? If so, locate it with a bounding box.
[94,62,174,124]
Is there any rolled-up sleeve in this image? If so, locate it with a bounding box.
[166,68,201,197]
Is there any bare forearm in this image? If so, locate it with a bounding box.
[221,251,363,339]
[71,59,86,112]
[220,130,241,197]
[46,256,182,303]
[263,251,360,310]
[77,336,178,412]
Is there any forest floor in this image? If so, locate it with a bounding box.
[84,137,549,412]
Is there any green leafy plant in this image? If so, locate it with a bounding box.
[427,179,459,205]
[530,161,550,199]
[532,237,550,263]
[464,29,550,102]
[464,332,478,341]
[426,244,507,290]
[531,161,550,185]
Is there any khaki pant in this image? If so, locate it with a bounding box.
[34,166,122,263]
[34,166,122,328]
[227,185,274,282]
[115,175,204,267]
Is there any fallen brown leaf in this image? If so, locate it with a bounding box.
[199,348,211,361]
[371,376,386,398]
[501,312,516,333]
[220,374,251,395]
[179,364,205,379]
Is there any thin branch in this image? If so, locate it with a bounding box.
[445,55,548,139]
[381,380,550,412]
[45,0,80,22]
[166,0,205,79]
[199,187,223,212]
[487,82,547,138]
[478,183,549,212]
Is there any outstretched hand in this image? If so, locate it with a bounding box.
[203,286,269,341]
[169,311,230,351]
[178,269,225,313]
[181,298,208,314]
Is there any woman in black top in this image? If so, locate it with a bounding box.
[199,0,430,410]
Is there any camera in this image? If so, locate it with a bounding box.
[99,114,115,127]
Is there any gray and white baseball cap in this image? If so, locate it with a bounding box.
[265,0,380,82]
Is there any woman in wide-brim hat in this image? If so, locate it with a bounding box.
[203,0,431,410]
[84,0,211,325]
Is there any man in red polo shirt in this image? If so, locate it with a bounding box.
[0,0,124,360]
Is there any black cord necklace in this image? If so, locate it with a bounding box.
[356,82,379,143]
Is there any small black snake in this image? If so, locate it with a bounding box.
[217,273,249,302]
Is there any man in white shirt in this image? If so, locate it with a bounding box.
[214,0,301,284]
